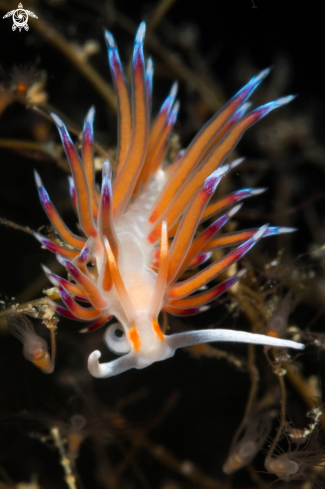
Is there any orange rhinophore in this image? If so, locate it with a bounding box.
[33,23,304,378]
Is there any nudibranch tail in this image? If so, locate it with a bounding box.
[166,328,305,353]
[32,22,304,379]
[8,316,54,374]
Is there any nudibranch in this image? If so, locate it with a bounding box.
[33,22,304,378]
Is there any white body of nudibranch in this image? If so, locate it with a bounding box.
[33,22,304,378]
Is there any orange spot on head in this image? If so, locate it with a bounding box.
[152,320,165,341]
[129,327,141,351]
[267,331,279,338]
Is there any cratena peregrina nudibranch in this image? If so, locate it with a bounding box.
[34,22,304,378]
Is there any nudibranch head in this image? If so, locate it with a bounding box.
[34,22,304,378]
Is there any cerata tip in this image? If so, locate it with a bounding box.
[254,224,269,241]
[86,105,95,124]
[275,94,296,107]
[50,112,64,128]
[104,30,116,49]
[136,22,146,44]
[255,67,271,83]
[33,169,42,188]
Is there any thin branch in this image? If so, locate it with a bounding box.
[26,12,116,110]
[146,0,177,36]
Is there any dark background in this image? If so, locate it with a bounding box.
[0,1,325,488]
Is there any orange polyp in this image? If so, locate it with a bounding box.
[7,316,56,374]
[112,46,149,218]
[129,327,141,351]
[152,320,165,341]
[17,83,28,94]
[31,349,46,361]
[32,352,51,371]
